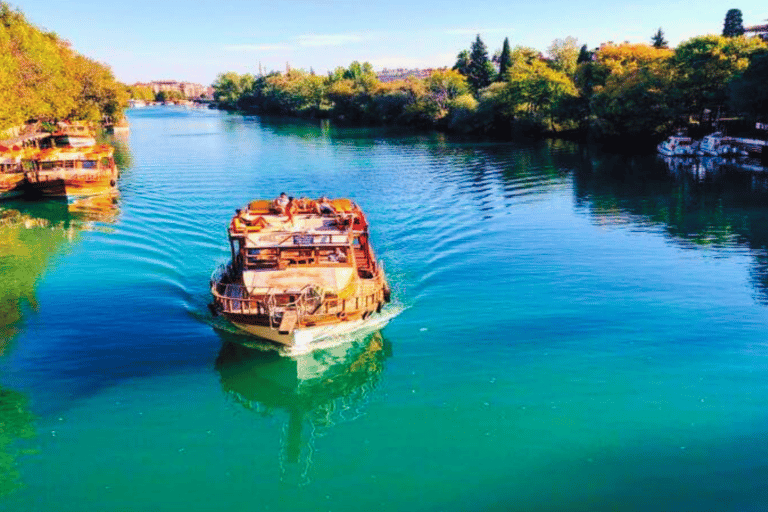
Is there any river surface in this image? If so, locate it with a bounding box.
[2,106,768,511]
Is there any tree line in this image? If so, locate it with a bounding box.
[0,2,128,133]
[213,14,768,144]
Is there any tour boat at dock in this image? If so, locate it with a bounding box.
[210,197,392,347]
[22,144,118,199]
[0,145,25,199]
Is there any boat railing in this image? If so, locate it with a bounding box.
[212,269,385,328]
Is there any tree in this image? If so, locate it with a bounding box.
[728,49,768,118]
[489,45,578,131]
[651,28,668,48]
[497,37,512,81]
[466,35,495,91]
[212,72,255,109]
[547,36,580,76]
[453,50,471,76]
[674,35,766,119]
[723,9,745,37]
[577,45,593,64]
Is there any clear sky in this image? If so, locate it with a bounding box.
[11,0,768,86]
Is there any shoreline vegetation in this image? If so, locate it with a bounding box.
[212,27,768,149]
[0,2,128,138]
[2,0,767,150]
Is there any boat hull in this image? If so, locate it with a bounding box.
[227,310,394,347]
[23,174,117,199]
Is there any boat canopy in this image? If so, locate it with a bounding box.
[243,267,356,297]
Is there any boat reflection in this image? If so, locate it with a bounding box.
[214,330,391,482]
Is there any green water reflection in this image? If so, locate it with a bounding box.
[215,331,390,481]
[0,387,35,497]
[0,195,120,497]
[0,198,120,348]
[573,152,768,299]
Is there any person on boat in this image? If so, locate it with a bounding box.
[285,196,297,225]
[315,196,335,215]
[273,192,289,214]
[328,247,347,263]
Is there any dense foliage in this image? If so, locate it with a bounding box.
[213,29,768,144]
[0,2,128,132]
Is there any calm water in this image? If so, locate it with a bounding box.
[2,107,768,512]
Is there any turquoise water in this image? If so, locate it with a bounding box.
[2,106,768,511]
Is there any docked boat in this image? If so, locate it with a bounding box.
[46,122,97,148]
[22,144,118,199]
[210,197,392,347]
[698,132,748,157]
[0,145,26,200]
[698,132,727,156]
[657,135,696,156]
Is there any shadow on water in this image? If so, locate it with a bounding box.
[571,151,768,302]
[214,329,391,483]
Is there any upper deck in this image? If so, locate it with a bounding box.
[229,198,368,250]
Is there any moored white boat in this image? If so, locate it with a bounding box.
[658,135,696,156]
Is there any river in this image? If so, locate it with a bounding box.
[1,106,768,511]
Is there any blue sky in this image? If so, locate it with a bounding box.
[11,0,768,85]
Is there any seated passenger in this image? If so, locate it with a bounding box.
[272,192,289,214]
[315,196,335,215]
[328,247,347,263]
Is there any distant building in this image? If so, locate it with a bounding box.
[133,80,213,99]
[376,68,447,83]
[745,22,768,41]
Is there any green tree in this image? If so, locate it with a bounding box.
[453,50,471,76]
[577,44,593,64]
[547,36,580,76]
[728,49,768,118]
[497,37,512,81]
[0,2,127,129]
[458,35,495,92]
[488,46,578,132]
[723,9,745,37]
[651,28,668,48]
[587,43,678,138]
[155,90,184,102]
[674,35,766,119]
[212,72,255,109]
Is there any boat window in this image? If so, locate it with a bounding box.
[83,160,97,169]
[40,161,57,170]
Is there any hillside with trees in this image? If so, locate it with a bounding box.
[0,2,128,133]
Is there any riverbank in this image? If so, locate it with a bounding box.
[212,35,768,148]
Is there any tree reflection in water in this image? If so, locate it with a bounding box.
[214,330,391,483]
[0,195,120,495]
[571,151,768,302]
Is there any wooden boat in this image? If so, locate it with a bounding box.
[0,145,26,200]
[49,122,97,148]
[22,144,118,199]
[210,197,392,347]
